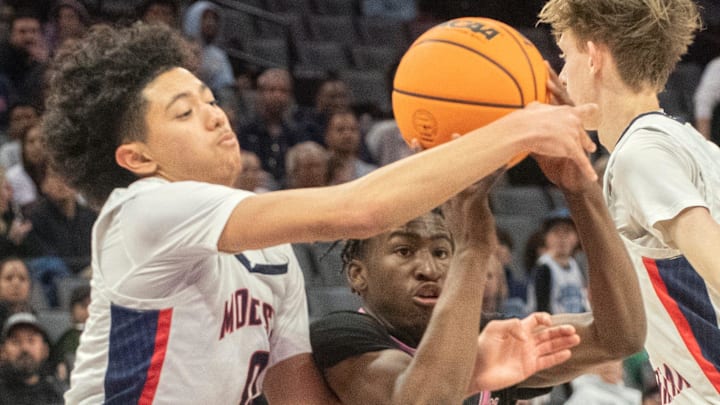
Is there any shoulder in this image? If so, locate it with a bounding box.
[311,311,398,370]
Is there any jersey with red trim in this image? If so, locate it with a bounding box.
[604,112,720,404]
[65,178,310,405]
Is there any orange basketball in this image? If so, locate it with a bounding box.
[392,17,549,167]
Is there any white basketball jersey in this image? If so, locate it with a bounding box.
[604,112,720,404]
[65,178,310,405]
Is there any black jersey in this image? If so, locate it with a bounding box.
[310,310,551,405]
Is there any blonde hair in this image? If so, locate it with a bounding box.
[539,0,701,92]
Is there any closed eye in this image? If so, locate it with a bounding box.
[176,109,192,119]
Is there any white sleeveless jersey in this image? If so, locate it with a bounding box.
[526,253,588,315]
[604,112,720,404]
[65,178,310,405]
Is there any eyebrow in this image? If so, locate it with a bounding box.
[387,230,452,244]
[165,82,210,111]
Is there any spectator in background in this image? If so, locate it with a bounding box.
[361,0,417,21]
[233,150,273,193]
[45,0,90,56]
[0,74,11,134]
[237,68,305,185]
[496,226,528,317]
[285,141,340,287]
[325,110,377,185]
[27,167,96,275]
[523,229,546,274]
[138,0,180,28]
[0,9,47,107]
[294,76,353,144]
[364,120,412,167]
[525,208,587,403]
[693,55,720,141]
[50,284,89,384]
[364,60,413,167]
[284,141,329,189]
[481,253,509,314]
[0,101,40,168]
[5,124,47,213]
[0,257,33,328]
[0,169,35,260]
[565,361,642,405]
[0,312,65,404]
[526,209,587,315]
[182,1,235,101]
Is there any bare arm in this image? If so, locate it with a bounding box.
[521,158,646,387]
[661,206,720,294]
[263,353,340,405]
[219,103,598,252]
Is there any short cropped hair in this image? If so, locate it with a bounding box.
[285,141,328,175]
[43,23,193,208]
[539,0,701,92]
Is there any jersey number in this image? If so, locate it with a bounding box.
[240,351,269,405]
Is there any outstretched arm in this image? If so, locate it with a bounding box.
[219,103,598,253]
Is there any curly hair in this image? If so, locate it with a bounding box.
[42,22,193,208]
[539,0,702,92]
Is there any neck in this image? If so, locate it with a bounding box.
[364,306,423,348]
[596,85,660,152]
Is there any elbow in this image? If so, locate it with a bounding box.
[622,320,647,356]
[594,319,647,359]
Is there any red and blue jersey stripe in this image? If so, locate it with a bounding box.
[644,255,720,394]
[104,304,173,404]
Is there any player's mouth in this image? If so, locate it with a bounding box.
[218,130,238,147]
[413,283,441,307]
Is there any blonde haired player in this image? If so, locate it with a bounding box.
[540,0,720,403]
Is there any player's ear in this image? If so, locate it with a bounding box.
[586,40,604,74]
[346,260,368,296]
[116,142,158,177]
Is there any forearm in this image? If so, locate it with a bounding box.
[520,185,645,387]
[223,117,531,252]
[564,185,645,354]
[394,249,491,404]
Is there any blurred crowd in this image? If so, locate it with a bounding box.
[0,0,716,403]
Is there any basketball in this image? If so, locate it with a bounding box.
[392,17,549,166]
